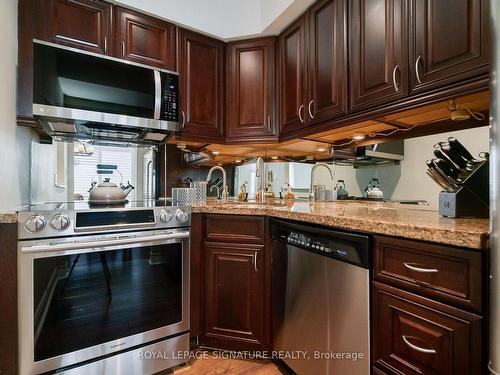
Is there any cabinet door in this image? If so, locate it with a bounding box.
[227,38,277,141]
[409,0,489,94]
[177,29,225,140]
[204,242,265,350]
[349,0,408,112]
[307,0,348,125]
[115,7,176,70]
[373,282,482,375]
[280,16,307,134]
[42,0,112,55]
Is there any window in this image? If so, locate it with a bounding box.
[74,146,137,201]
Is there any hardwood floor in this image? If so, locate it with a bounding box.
[169,351,289,375]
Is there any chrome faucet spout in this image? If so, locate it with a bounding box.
[206,166,228,203]
[255,157,266,203]
[310,163,334,201]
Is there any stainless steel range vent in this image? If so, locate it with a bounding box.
[332,140,404,166]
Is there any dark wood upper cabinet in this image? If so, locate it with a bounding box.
[227,38,277,141]
[115,6,176,70]
[203,242,266,351]
[280,16,307,134]
[307,0,348,124]
[42,0,113,55]
[350,0,408,112]
[409,0,489,94]
[177,29,225,140]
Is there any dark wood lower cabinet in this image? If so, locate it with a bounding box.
[373,281,482,375]
[202,242,266,350]
[194,215,271,351]
[0,224,18,375]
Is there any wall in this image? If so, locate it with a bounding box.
[115,0,262,39]
[261,0,316,35]
[114,0,313,39]
[30,140,74,203]
[0,0,32,211]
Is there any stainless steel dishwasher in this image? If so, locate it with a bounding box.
[271,219,370,375]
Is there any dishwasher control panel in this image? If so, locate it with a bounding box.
[287,232,333,253]
[271,220,370,269]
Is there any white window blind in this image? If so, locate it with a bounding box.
[74,146,136,201]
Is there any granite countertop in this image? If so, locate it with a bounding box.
[0,211,17,224]
[2,200,489,249]
[192,200,490,250]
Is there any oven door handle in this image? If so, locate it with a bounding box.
[21,231,190,253]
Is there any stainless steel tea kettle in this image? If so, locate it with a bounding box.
[88,165,134,205]
[365,178,384,199]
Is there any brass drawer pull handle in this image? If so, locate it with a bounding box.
[404,262,438,273]
[402,335,436,354]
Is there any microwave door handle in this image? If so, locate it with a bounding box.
[154,70,161,120]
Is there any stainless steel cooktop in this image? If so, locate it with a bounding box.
[17,199,191,240]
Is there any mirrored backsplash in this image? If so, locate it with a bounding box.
[234,126,490,209]
[30,140,156,204]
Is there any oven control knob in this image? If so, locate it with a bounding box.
[159,209,173,223]
[175,209,189,223]
[50,214,71,231]
[25,215,46,233]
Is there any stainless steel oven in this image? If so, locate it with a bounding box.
[17,202,191,375]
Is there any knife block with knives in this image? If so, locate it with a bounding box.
[426,137,489,218]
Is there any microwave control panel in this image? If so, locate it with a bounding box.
[161,74,179,122]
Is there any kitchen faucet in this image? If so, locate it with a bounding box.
[206,166,228,203]
[310,163,334,201]
[210,185,221,199]
[255,157,266,203]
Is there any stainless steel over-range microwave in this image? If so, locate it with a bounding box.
[32,40,179,145]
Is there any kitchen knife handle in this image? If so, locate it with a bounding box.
[433,149,460,171]
[434,157,459,180]
[448,137,475,161]
[440,144,469,169]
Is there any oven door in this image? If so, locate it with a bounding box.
[18,229,190,375]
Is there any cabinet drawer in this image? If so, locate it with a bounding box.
[372,366,390,375]
[373,236,483,313]
[373,282,482,375]
[206,215,265,243]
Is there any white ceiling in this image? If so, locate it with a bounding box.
[113,0,315,40]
